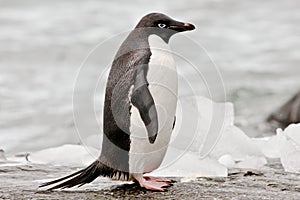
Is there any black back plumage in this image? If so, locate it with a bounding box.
[100,29,153,174]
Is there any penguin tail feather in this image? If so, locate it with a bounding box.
[39,160,128,190]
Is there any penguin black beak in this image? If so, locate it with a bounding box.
[169,22,195,32]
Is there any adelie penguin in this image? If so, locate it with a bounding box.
[40,13,195,191]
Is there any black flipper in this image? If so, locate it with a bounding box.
[39,160,129,190]
[131,64,158,144]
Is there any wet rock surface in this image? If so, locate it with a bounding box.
[267,91,300,130]
[0,159,299,200]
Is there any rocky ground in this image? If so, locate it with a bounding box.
[0,159,299,200]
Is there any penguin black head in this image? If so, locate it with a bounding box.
[135,13,195,43]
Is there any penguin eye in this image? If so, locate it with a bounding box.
[158,23,166,28]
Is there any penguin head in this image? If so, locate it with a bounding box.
[135,13,195,43]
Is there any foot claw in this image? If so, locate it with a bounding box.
[135,176,174,191]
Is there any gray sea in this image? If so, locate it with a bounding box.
[0,0,300,154]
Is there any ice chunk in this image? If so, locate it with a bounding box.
[218,154,235,168]
[279,124,300,173]
[252,124,300,173]
[284,123,300,144]
[171,96,234,156]
[211,125,263,160]
[252,130,285,158]
[218,153,267,169]
[171,96,266,172]
[29,144,98,167]
[235,156,267,169]
[280,150,300,173]
[150,146,227,178]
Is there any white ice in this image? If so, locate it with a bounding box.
[149,146,227,178]
[170,96,266,171]
[28,144,98,167]
[253,123,300,173]
[278,124,300,173]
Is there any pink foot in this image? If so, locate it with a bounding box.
[135,176,174,191]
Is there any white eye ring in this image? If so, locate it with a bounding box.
[158,23,166,28]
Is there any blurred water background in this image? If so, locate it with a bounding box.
[0,0,299,154]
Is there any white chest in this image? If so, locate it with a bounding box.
[129,35,178,175]
[147,35,177,93]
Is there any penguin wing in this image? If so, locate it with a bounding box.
[131,64,158,144]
